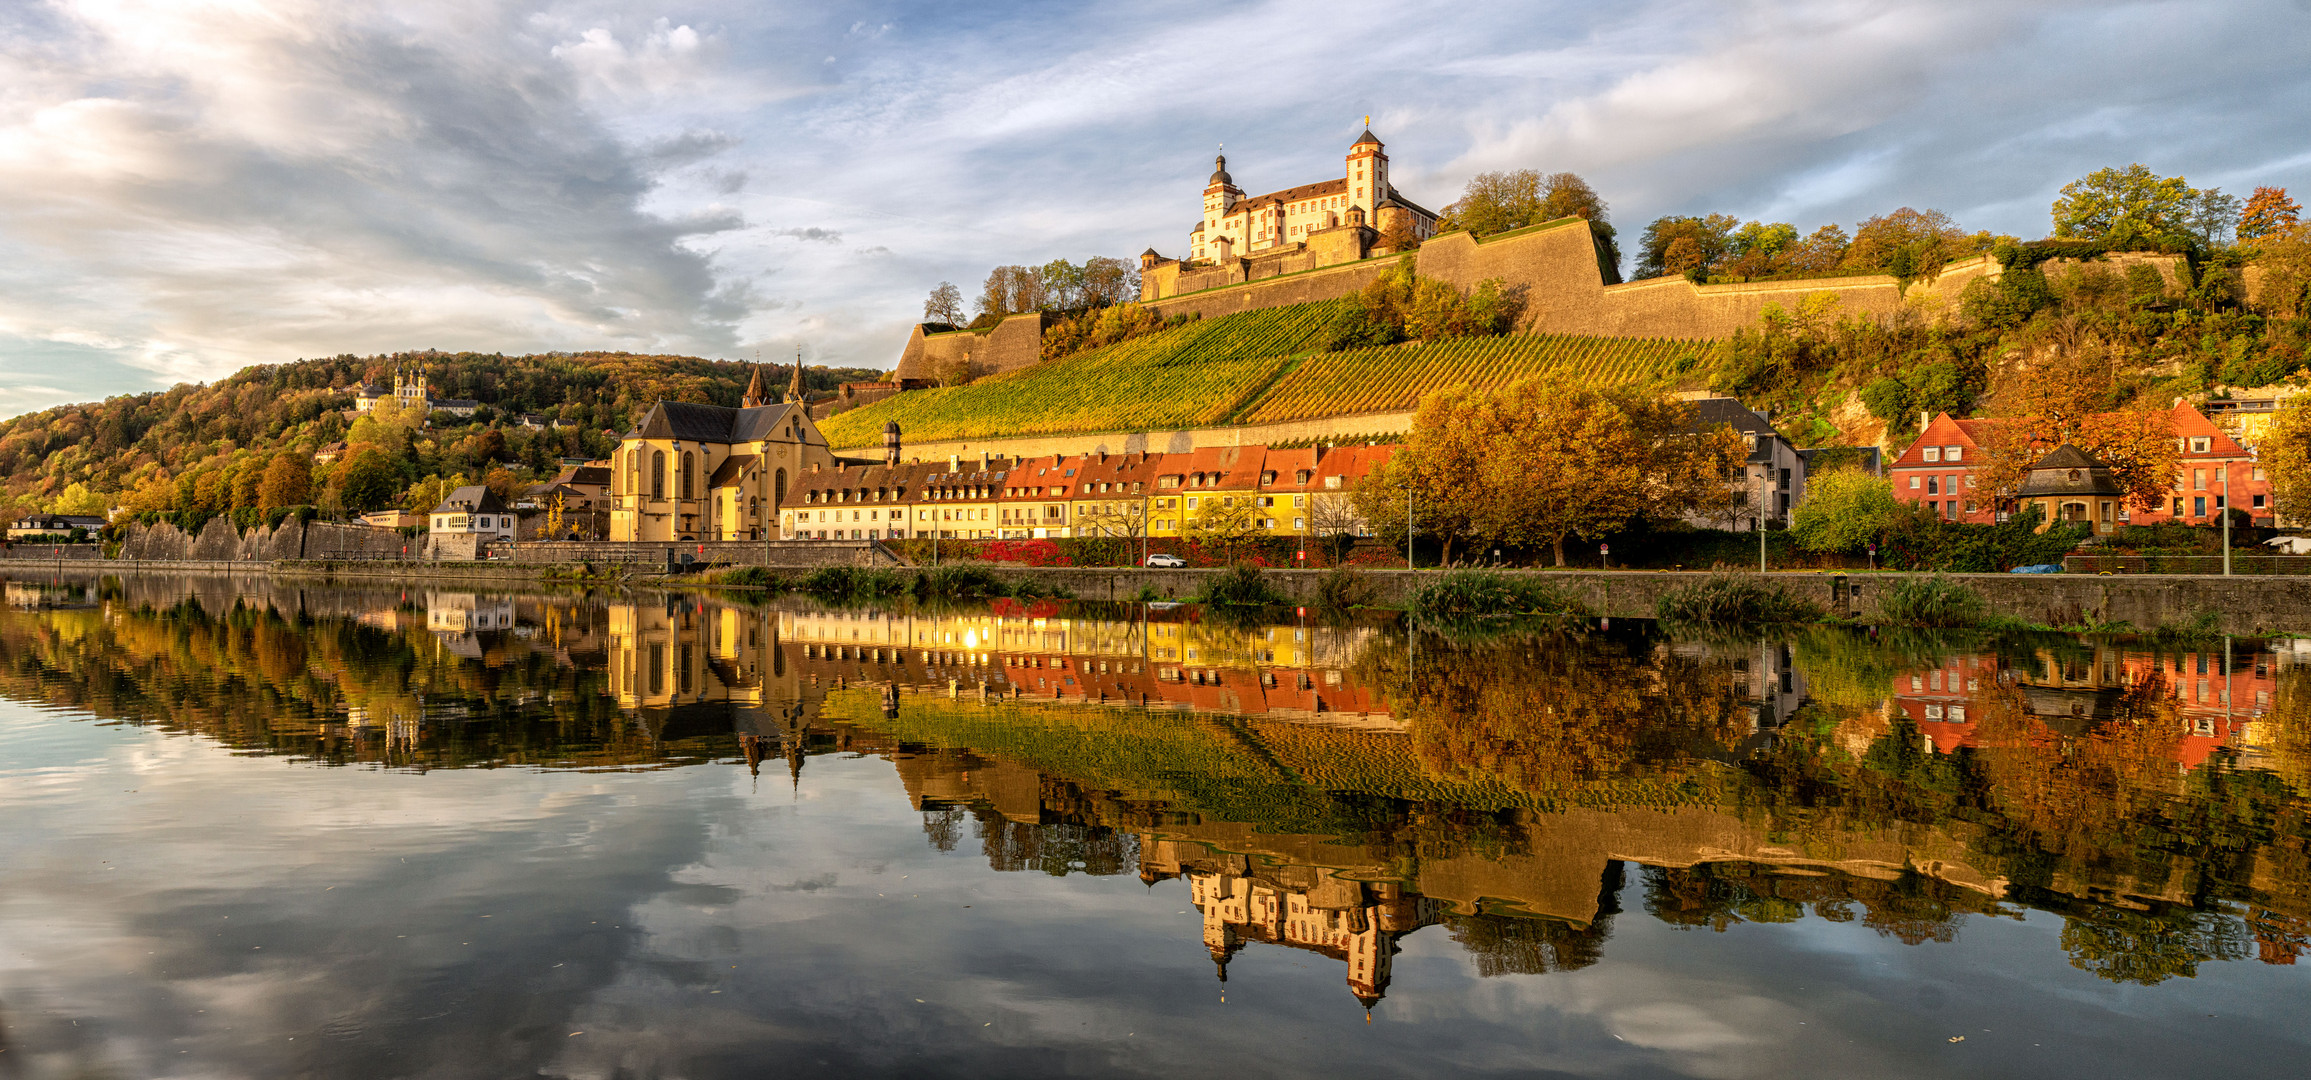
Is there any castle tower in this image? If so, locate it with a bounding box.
[1348,123,1387,219]
[883,420,902,466]
[1202,152,1242,239]
[742,364,769,409]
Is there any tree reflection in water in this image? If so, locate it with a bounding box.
[4,576,2311,996]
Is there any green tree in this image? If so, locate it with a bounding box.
[1440,169,1544,237]
[2051,164,2238,247]
[1789,470,1907,553]
[334,447,401,512]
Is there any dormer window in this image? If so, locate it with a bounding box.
[1260,471,1277,485]
[2190,437,2211,453]
[1296,470,1312,484]
[1944,446,1963,462]
[1923,447,1942,463]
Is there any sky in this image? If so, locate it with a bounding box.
[1,0,2308,419]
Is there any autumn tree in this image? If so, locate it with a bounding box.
[2239,187,2301,242]
[1370,379,1745,565]
[1979,348,2178,510]
[1635,214,1739,278]
[2260,395,2311,525]
[257,452,312,513]
[1841,207,1981,279]
[48,482,108,517]
[923,281,965,326]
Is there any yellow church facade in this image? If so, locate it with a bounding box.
[608,367,836,543]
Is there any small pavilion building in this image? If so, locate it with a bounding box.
[2014,445,2126,535]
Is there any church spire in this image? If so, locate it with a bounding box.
[786,348,805,405]
[742,362,768,409]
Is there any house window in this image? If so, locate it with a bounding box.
[2194,496,2207,517]
[2191,437,2211,453]
[2194,469,2206,490]
[1945,445,1962,461]
[1923,447,1941,462]
[1909,475,1921,490]
[1926,478,1939,495]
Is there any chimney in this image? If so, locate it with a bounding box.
[1919,410,1930,431]
[979,450,991,469]
[949,454,960,473]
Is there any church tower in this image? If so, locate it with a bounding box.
[786,353,805,405]
[741,364,768,409]
[1347,125,1387,220]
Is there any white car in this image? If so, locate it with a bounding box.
[1143,553,1188,568]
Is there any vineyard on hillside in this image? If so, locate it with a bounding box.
[820,300,1346,447]
[1237,334,1706,426]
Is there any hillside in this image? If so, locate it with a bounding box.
[0,350,877,519]
[820,299,1707,448]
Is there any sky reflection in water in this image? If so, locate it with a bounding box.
[0,575,2308,1079]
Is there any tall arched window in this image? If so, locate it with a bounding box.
[775,468,788,507]
[650,450,666,499]
[626,449,640,496]
[680,453,695,499]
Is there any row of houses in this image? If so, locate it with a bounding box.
[1892,401,2278,527]
[597,379,1816,544]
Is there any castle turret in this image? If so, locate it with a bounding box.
[1348,123,1387,221]
[1202,152,1242,232]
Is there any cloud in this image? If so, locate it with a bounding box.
[2,0,2308,416]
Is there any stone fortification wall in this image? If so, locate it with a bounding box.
[892,313,1050,383]
[0,543,105,560]
[116,519,409,562]
[1145,257,1404,322]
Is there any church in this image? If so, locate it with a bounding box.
[1188,126,1438,264]
[352,366,480,418]
[606,364,835,543]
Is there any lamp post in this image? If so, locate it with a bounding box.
[1757,463,1768,575]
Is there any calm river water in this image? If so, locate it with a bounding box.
[2,574,2308,1078]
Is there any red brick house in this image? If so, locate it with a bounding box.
[1891,403,2273,526]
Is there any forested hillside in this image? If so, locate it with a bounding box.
[0,350,876,523]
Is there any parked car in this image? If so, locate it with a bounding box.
[2010,563,2063,574]
[1143,553,1187,568]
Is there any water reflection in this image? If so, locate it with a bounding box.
[2,573,2310,1070]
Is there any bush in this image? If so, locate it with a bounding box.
[1199,565,1288,607]
[1875,575,1986,627]
[1406,570,1591,621]
[798,566,908,599]
[1655,573,1821,627]
[914,565,1010,600]
[714,566,788,589]
[1881,505,2088,572]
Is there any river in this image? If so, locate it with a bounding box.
[0,574,2306,1078]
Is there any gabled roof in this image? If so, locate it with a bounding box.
[431,486,509,514]
[631,400,808,444]
[2031,444,2102,470]
[1682,397,1777,437]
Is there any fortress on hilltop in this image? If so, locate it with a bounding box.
[874,125,2193,454]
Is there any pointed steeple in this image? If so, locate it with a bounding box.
[742,364,768,409]
[786,349,805,405]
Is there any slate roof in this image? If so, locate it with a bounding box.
[707,454,757,488]
[2015,444,2125,497]
[630,400,806,444]
[431,485,509,514]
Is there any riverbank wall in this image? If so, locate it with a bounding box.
[9,560,2307,636]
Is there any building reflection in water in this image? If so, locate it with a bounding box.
[6,577,2311,997]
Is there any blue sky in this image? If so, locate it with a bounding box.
[1,0,2307,418]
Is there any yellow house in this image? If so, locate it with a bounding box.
[609,368,834,543]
